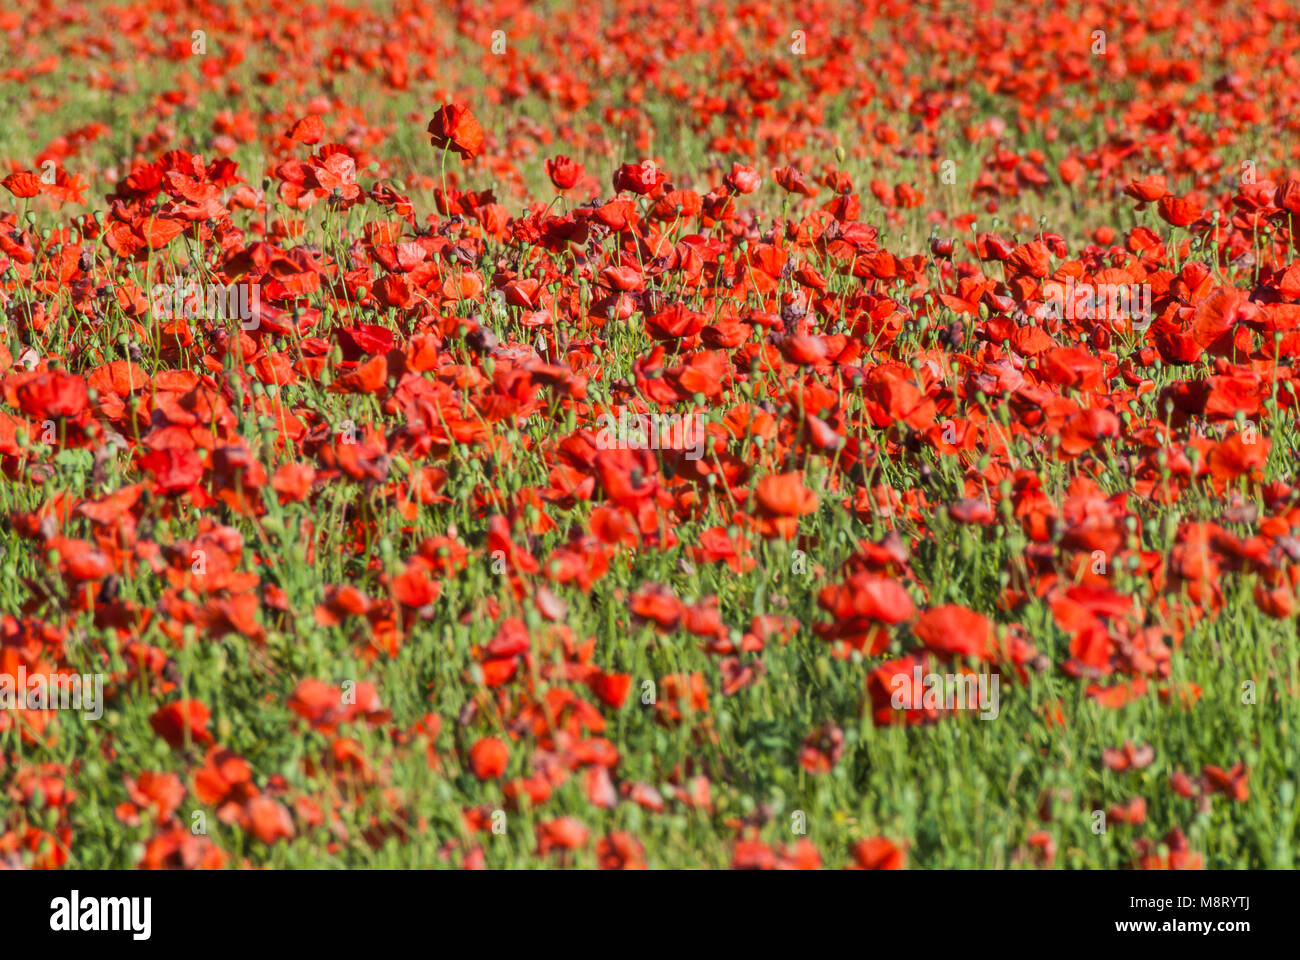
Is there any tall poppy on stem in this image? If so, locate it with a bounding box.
[427,103,484,161]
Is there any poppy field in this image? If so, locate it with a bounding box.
[1,0,1299,871]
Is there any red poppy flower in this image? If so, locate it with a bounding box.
[1202,762,1249,801]
[427,103,485,160]
[545,155,584,190]
[1156,194,1200,226]
[247,795,295,843]
[1123,175,1167,203]
[149,700,213,749]
[138,447,205,495]
[16,370,89,419]
[536,817,589,855]
[2,171,42,198]
[724,163,761,194]
[773,166,816,196]
[588,671,632,709]
[139,827,228,870]
[756,472,819,516]
[468,737,508,779]
[597,831,647,869]
[914,605,994,661]
[286,114,324,144]
[849,837,905,869]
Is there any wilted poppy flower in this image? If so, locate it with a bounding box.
[798,722,845,774]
